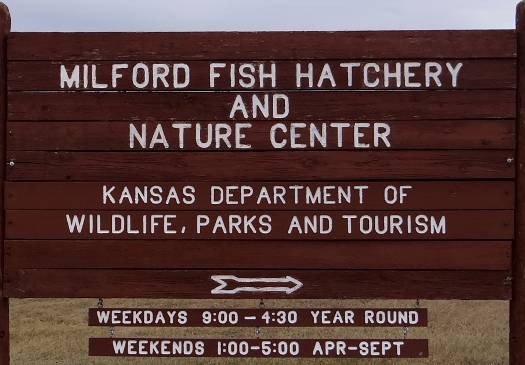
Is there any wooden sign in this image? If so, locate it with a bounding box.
[88,338,429,358]
[1,1,525,364]
[88,308,428,327]
[3,28,518,299]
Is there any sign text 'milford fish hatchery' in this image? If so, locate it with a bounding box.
[3,26,522,361]
[59,61,463,149]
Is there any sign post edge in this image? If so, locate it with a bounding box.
[512,2,525,365]
[0,2,10,365]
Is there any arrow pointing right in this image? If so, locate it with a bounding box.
[210,275,303,295]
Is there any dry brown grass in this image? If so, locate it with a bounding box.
[9,299,508,364]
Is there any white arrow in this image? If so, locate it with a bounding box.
[210,275,303,295]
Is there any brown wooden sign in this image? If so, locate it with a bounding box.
[88,308,428,327]
[2,1,525,363]
[2,26,519,300]
[88,338,429,358]
[0,28,518,301]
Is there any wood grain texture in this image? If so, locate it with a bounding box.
[5,181,515,210]
[4,269,511,299]
[7,59,517,91]
[7,31,516,60]
[5,240,511,270]
[5,210,514,240]
[5,151,515,181]
[7,90,516,121]
[6,120,516,151]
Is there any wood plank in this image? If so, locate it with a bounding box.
[3,269,511,299]
[0,1,8,300]
[6,120,516,151]
[5,151,515,181]
[7,59,517,91]
[0,299,8,363]
[87,307,429,327]
[88,338,429,358]
[7,31,516,60]
[5,240,511,270]
[5,210,514,240]
[0,3,11,363]
[7,90,516,121]
[5,181,515,210]
[512,4,525,365]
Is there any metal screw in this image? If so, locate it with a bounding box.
[506,157,514,165]
[7,160,14,167]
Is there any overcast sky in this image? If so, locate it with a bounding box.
[1,0,521,32]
